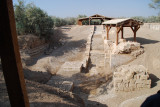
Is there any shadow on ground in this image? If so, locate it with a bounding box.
[149,73,160,88]
[126,37,159,45]
[24,27,87,66]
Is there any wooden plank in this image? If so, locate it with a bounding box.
[0,0,29,107]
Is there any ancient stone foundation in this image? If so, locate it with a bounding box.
[114,65,151,92]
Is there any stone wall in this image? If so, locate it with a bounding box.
[143,23,160,31]
[82,25,95,70]
[18,35,46,50]
[114,65,151,92]
[18,35,49,56]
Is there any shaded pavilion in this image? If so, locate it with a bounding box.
[102,18,143,45]
[77,14,113,25]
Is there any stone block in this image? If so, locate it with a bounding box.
[125,73,134,80]
[118,83,124,91]
[119,39,126,43]
[61,81,74,91]
[136,79,144,84]
[114,72,121,77]
[114,78,123,83]
[128,86,135,91]
[129,83,136,88]
[130,79,136,84]
[144,80,151,85]
[124,87,130,92]
[144,84,151,88]
[136,83,143,88]
[114,65,151,92]
[140,75,149,80]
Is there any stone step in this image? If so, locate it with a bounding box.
[47,76,74,92]
[90,50,104,54]
[57,61,82,77]
[89,67,99,76]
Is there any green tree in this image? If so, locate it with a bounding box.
[149,0,160,9]
[14,0,27,35]
[14,0,53,38]
[25,6,53,37]
[149,0,160,16]
[77,14,89,25]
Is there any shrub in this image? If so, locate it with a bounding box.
[14,0,54,38]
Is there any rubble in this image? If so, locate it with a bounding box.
[112,40,140,54]
[131,48,145,57]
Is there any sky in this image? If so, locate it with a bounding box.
[13,0,159,18]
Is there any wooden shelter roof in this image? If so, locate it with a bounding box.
[78,14,114,21]
[102,18,143,27]
[103,18,143,45]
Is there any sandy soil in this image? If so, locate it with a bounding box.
[88,26,160,107]
[25,25,92,74]
[1,25,160,107]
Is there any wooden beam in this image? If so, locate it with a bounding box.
[117,26,122,33]
[130,26,134,32]
[130,26,140,42]
[0,0,29,107]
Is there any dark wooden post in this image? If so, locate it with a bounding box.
[106,26,109,40]
[130,26,140,42]
[0,0,29,107]
[106,25,111,40]
[121,27,124,39]
[116,27,119,45]
[134,28,136,42]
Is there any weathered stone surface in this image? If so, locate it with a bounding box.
[47,77,74,91]
[131,48,144,57]
[114,65,151,92]
[57,61,82,77]
[112,41,140,54]
[110,54,135,68]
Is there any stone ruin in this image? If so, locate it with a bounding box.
[114,65,151,92]
[111,39,144,56]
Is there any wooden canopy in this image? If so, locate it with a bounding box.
[77,14,113,25]
[102,18,143,45]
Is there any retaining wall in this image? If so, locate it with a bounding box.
[143,23,160,31]
[82,25,95,70]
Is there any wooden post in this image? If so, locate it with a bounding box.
[134,27,136,42]
[106,26,109,40]
[121,27,124,39]
[106,26,111,40]
[116,27,119,45]
[130,26,140,42]
[0,0,29,107]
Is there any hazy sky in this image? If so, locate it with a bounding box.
[13,0,159,18]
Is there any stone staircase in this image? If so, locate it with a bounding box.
[89,25,108,75]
